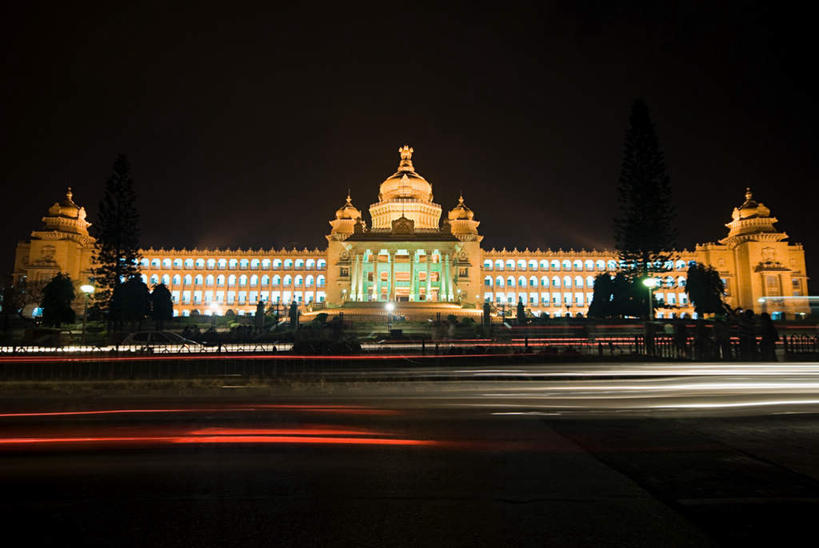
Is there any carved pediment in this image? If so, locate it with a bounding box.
[391,215,415,235]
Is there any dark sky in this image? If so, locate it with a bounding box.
[3,2,818,290]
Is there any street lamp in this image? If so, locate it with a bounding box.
[80,284,95,345]
[385,301,395,331]
[642,278,659,320]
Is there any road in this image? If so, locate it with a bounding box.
[2,362,819,546]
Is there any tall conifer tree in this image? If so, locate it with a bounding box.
[92,154,141,311]
[614,100,677,277]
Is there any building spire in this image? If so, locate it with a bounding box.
[745,187,752,202]
[398,145,414,171]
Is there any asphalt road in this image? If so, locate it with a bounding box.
[2,365,819,547]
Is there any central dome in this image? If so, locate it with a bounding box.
[378,146,434,202]
[369,145,442,231]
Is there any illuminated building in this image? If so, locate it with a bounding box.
[13,147,810,319]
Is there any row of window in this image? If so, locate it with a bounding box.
[484,275,689,289]
[483,291,690,306]
[482,259,693,272]
[140,258,326,271]
[143,273,326,288]
[172,290,326,306]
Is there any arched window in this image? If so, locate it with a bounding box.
[552,276,561,288]
[272,259,282,269]
[574,276,584,288]
[229,259,238,270]
[507,276,515,287]
[141,259,150,268]
[240,259,249,270]
[261,275,269,286]
[194,275,203,286]
[284,259,293,269]
[541,276,549,287]
[529,276,537,287]
[250,275,258,286]
[150,258,160,268]
[161,274,170,285]
[195,259,205,269]
[584,260,593,270]
[518,276,526,288]
[228,275,236,287]
[250,259,259,270]
[551,260,560,270]
[294,275,303,287]
[184,274,192,286]
[306,259,315,270]
[205,275,214,286]
[496,276,504,287]
[306,275,314,287]
[586,276,595,288]
[607,260,617,270]
[484,276,493,287]
[239,275,248,287]
[540,260,549,270]
[172,274,181,286]
[185,259,194,269]
[149,274,159,284]
[317,259,326,270]
[295,259,304,270]
[218,259,227,269]
[317,275,325,287]
[484,259,493,270]
[678,276,686,287]
[216,275,225,286]
[207,259,215,270]
[272,275,281,286]
[261,259,271,269]
[572,260,581,270]
[506,259,515,270]
[563,260,572,270]
[283,275,292,286]
[495,259,504,270]
[140,274,148,284]
[163,258,172,269]
[676,260,687,270]
[528,260,537,270]
[517,260,526,270]
[596,260,605,270]
[563,275,572,288]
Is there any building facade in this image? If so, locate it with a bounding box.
[13,146,810,319]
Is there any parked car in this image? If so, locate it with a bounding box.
[120,331,201,350]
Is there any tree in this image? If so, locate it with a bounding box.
[150,283,173,330]
[40,273,76,327]
[111,278,150,329]
[686,263,727,317]
[587,273,615,318]
[255,300,266,329]
[516,298,526,324]
[614,99,677,277]
[92,154,141,316]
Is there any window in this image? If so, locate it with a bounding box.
[174,259,183,270]
[295,275,303,287]
[551,260,560,271]
[541,276,549,288]
[229,259,238,270]
[206,259,215,270]
[284,259,293,269]
[272,275,281,286]
[317,259,326,270]
[194,275,203,286]
[563,276,572,288]
[150,258,160,268]
[149,274,159,285]
[172,275,181,286]
[218,259,227,269]
[484,276,493,287]
[261,275,269,286]
[495,259,504,270]
[205,275,214,286]
[163,258,172,269]
[228,275,236,287]
[317,275,325,287]
[239,275,248,287]
[262,259,271,269]
[306,259,315,270]
[517,260,526,270]
[250,275,258,286]
[283,275,292,286]
[507,276,515,287]
[528,260,538,270]
[585,260,594,270]
[529,276,537,288]
[552,276,561,288]
[162,274,170,285]
[195,259,205,269]
[295,259,304,270]
[574,260,582,270]
[339,267,348,277]
[496,276,504,287]
[216,275,225,286]
[251,259,260,270]
[575,276,584,288]
[185,259,194,269]
[484,260,493,270]
[506,259,515,270]
[240,259,249,270]
[607,260,617,270]
[273,259,282,269]
[184,275,192,286]
[540,260,549,270]
[306,275,314,287]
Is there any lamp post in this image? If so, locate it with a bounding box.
[385,301,395,332]
[643,278,658,320]
[79,284,95,345]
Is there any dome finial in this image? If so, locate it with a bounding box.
[745,187,752,201]
[398,145,414,170]
[346,188,352,204]
[66,186,73,202]
[458,192,464,205]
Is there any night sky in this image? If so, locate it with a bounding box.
[3,2,817,290]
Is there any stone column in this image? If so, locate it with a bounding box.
[409,250,416,302]
[443,253,450,301]
[357,252,365,302]
[389,251,395,301]
[426,251,432,301]
[350,253,359,301]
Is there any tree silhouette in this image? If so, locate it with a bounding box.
[516,298,526,324]
[150,283,173,330]
[686,263,727,317]
[588,273,615,318]
[111,277,150,330]
[92,154,141,317]
[40,273,76,327]
[614,99,677,277]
